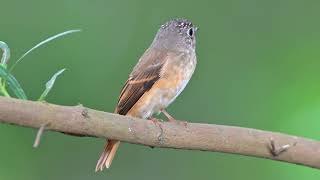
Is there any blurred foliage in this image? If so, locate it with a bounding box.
[0,30,79,100]
[38,68,65,101]
[1,0,320,179]
[0,64,27,99]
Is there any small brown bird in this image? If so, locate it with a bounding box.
[95,18,198,171]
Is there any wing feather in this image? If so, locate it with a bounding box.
[115,49,167,115]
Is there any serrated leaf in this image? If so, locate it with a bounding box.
[10,29,81,72]
[0,65,27,99]
[38,68,65,101]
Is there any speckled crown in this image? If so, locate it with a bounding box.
[160,18,194,31]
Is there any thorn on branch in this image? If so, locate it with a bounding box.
[269,137,294,156]
[33,123,48,148]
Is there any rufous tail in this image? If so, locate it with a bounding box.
[95,139,120,171]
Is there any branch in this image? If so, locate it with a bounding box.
[0,96,319,169]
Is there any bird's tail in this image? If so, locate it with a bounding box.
[95,139,120,171]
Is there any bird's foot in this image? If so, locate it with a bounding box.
[161,109,175,122]
[148,117,162,125]
[161,109,188,127]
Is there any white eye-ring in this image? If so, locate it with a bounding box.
[188,28,194,37]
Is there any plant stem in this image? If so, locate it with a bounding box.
[1,87,10,97]
[0,78,10,97]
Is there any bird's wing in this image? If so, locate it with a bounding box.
[115,49,168,115]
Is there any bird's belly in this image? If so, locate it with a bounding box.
[130,60,196,119]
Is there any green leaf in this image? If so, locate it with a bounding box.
[0,41,11,67]
[0,65,27,99]
[38,68,65,101]
[10,29,81,72]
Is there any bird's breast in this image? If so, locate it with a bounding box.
[128,53,196,119]
[163,53,197,105]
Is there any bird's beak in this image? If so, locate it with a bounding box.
[194,26,199,32]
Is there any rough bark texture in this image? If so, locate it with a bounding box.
[0,96,319,169]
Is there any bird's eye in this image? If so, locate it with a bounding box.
[188,28,194,37]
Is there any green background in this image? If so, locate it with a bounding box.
[1,0,320,179]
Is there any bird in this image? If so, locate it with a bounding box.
[95,18,198,171]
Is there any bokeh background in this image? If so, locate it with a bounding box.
[1,0,320,179]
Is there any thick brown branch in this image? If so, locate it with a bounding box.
[0,96,319,169]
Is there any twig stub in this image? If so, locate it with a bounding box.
[33,123,48,148]
[269,137,292,157]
